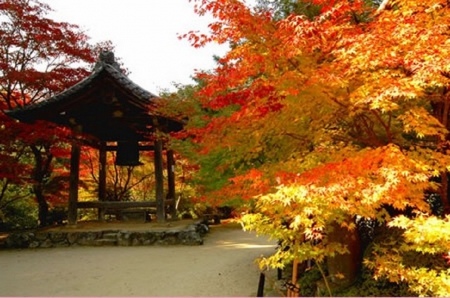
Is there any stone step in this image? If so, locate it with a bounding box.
[95,239,117,246]
[102,232,119,240]
[1,221,207,248]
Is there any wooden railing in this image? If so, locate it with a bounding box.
[77,199,176,222]
[77,199,174,209]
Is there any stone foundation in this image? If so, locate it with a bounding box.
[1,221,209,249]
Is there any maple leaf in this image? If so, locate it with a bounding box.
[173,0,450,295]
[0,0,117,226]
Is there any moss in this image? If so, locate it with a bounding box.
[298,266,323,297]
[0,198,38,231]
[335,224,443,297]
[334,265,414,297]
[285,223,446,297]
[292,262,414,297]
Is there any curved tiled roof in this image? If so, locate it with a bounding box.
[6,53,158,120]
[5,52,183,143]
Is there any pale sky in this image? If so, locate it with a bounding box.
[43,0,230,94]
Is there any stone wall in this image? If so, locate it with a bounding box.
[1,221,209,249]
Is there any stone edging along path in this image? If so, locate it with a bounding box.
[0,220,209,249]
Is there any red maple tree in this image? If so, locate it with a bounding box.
[0,0,113,226]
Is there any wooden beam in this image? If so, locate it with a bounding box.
[98,142,107,220]
[105,145,155,151]
[77,200,174,209]
[67,141,81,225]
[167,149,176,219]
[154,139,165,222]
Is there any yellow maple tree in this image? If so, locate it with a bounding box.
[170,0,450,295]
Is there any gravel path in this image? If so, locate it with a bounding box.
[0,222,278,297]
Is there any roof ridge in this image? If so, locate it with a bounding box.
[6,52,158,117]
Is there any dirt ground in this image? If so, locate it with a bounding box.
[0,222,281,297]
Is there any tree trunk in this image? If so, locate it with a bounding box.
[30,144,53,227]
[326,220,361,290]
[154,139,165,223]
[433,90,450,215]
[34,184,49,226]
[376,0,391,13]
[68,141,80,225]
[442,172,450,215]
[167,150,176,219]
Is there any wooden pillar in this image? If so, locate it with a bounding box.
[98,142,107,220]
[154,139,165,223]
[167,149,176,219]
[68,141,81,225]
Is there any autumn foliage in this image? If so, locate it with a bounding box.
[167,0,450,295]
[0,0,110,227]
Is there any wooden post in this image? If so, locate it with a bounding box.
[288,239,301,297]
[98,142,107,220]
[288,258,300,297]
[167,149,176,219]
[67,141,80,225]
[154,139,165,223]
[257,272,266,297]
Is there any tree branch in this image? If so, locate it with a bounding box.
[376,0,391,14]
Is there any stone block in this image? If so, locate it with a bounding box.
[35,232,49,241]
[29,241,40,248]
[67,232,79,244]
[40,238,54,248]
[117,238,130,246]
[77,232,100,246]
[50,232,66,242]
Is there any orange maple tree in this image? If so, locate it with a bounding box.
[168,0,450,295]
